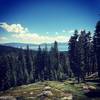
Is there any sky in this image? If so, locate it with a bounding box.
[0,0,100,44]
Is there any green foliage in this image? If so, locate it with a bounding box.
[0,41,70,91]
[68,29,97,83]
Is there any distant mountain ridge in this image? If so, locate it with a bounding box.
[1,42,68,51]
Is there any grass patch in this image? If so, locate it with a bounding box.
[0,81,100,100]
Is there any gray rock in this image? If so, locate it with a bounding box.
[61,94,73,100]
[37,90,53,97]
[42,90,53,96]
[0,96,16,100]
[44,86,51,91]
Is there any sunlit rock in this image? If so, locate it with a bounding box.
[61,94,73,100]
[44,86,51,90]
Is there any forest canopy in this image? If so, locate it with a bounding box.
[0,21,100,91]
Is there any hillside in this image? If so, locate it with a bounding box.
[0,45,20,55]
[1,42,68,51]
[0,80,100,100]
[0,44,69,91]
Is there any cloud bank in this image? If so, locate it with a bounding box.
[0,23,28,33]
[0,22,70,44]
[12,33,69,44]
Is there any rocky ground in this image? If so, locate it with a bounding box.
[0,80,100,100]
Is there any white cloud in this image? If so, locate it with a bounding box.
[62,29,75,34]
[62,30,66,33]
[0,36,7,40]
[12,33,69,44]
[68,30,74,34]
[0,22,70,43]
[55,32,58,35]
[46,32,49,34]
[0,23,28,33]
[0,36,8,43]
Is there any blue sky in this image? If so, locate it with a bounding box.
[0,0,100,43]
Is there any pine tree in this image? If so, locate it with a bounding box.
[25,45,35,82]
[50,41,59,80]
[93,21,100,77]
[35,45,42,81]
[19,49,30,84]
[42,44,48,80]
[68,30,83,83]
